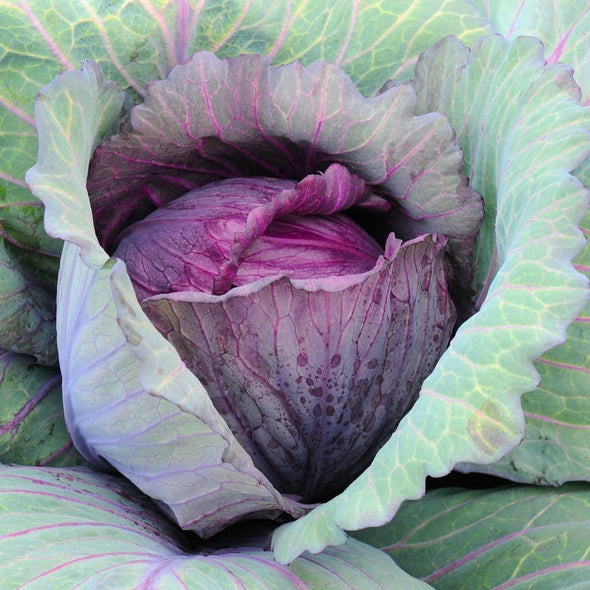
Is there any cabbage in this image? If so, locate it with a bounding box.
[1,1,589,587]
[26,50,484,535]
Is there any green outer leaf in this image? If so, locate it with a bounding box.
[472,0,590,103]
[460,206,590,485]
[0,236,57,364]
[575,154,590,188]
[0,349,83,467]
[0,464,430,589]
[271,35,589,563]
[417,32,590,486]
[448,2,590,486]
[413,35,589,298]
[25,60,128,268]
[0,1,494,99]
[263,0,494,94]
[354,483,590,589]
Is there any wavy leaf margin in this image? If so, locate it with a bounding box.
[271,35,590,563]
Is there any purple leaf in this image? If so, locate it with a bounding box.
[113,164,385,299]
[143,233,455,501]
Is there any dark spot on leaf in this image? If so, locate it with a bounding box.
[330,354,341,368]
[121,320,142,346]
[366,358,378,370]
[297,353,308,367]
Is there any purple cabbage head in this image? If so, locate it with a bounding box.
[86,52,483,503]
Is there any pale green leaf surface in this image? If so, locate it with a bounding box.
[471,0,590,236]
[0,349,82,467]
[265,0,494,93]
[472,0,590,103]
[0,464,429,590]
[25,60,127,268]
[54,240,308,538]
[271,35,589,564]
[575,154,590,188]
[416,32,590,486]
[419,28,590,485]
[460,206,590,485]
[354,483,590,589]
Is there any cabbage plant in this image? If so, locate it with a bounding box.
[1,1,590,588]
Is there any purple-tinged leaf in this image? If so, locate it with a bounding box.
[0,349,83,467]
[0,464,431,589]
[87,51,481,298]
[113,164,384,299]
[56,244,311,537]
[142,233,455,501]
